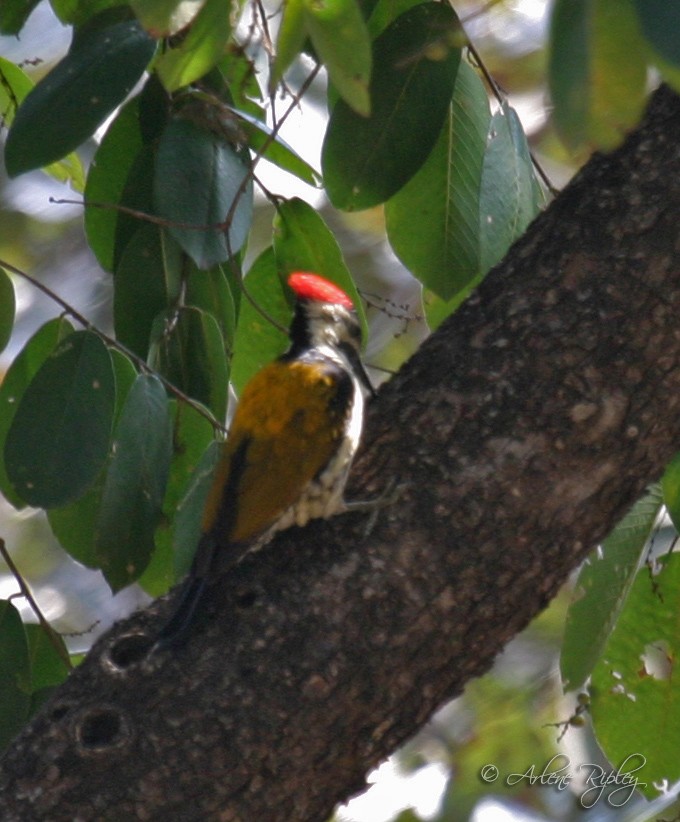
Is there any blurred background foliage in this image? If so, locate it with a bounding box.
[2,1,680,820]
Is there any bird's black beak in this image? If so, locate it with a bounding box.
[341,343,377,399]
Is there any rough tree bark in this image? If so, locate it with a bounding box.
[2,84,680,821]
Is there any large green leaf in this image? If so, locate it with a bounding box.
[185,263,237,351]
[633,0,680,68]
[0,57,33,116]
[230,247,291,393]
[153,117,253,268]
[50,0,127,26]
[85,77,170,272]
[304,0,372,116]
[0,0,41,34]
[270,0,307,90]
[0,56,85,190]
[561,485,663,691]
[0,319,74,507]
[94,375,172,591]
[156,0,233,92]
[48,350,138,569]
[591,552,680,799]
[152,306,230,423]
[366,0,426,37]
[4,16,156,176]
[227,106,320,187]
[172,440,221,577]
[385,61,490,300]
[217,44,265,118]
[0,268,15,354]
[548,0,647,152]
[322,2,462,210]
[0,601,30,752]
[130,0,201,35]
[662,451,680,532]
[273,197,366,335]
[141,400,216,593]
[4,330,115,508]
[84,97,145,272]
[114,225,181,358]
[24,625,70,692]
[479,103,541,274]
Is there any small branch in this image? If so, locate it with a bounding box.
[0,258,227,435]
[0,538,72,670]
[464,39,559,198]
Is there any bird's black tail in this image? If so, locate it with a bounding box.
[153,532,217,650]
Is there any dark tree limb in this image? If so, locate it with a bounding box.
[3,85,680,821]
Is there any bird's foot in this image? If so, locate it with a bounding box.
[343,477,407,538]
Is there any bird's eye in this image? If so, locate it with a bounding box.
[348,321,361,341]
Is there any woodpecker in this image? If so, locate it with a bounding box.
[156,271,373,645]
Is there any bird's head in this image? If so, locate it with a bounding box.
[287,272,374,395]
[288,272,362,355]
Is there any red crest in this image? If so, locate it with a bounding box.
[288,272,354,310]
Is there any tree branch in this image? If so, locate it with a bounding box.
[3,85,680,821]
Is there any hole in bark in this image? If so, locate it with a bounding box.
[108,633,153,668]
[50,704,70,721]
[78,709,123,749]
[236,589,257,609]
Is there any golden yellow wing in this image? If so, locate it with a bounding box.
[202,358,352,546]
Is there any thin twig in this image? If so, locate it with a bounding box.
[0,537,73,670]
[465,39,558,198]
[0,258,227,434]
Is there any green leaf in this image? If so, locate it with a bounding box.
[633,0,680,68]
[270,0,307,90]
[0,0,42,34]
[273,197,368,339]
[366,0,426,38]
[561,485,663,691]
[5,16,156,176]
[385,61,490,300]
[322,2,462,210]
[0,57,85,190]
[172,439,221,577]
[591,551,680,798]
[156,0,233,92]
[217,44,264,117]
[548,0,648,152]
[0,319,74,507]
[662,451,680,531]
[479,103,540,274]
[185,262,237,351]
[95,375,172,591]
[24,625,70,692]
[5,329,114,508]
[153,117,253,268]
[227,106,321,187]
[130,0,202,36]
[0,268,15,354]
[423,278,481,331]
[84,97,145,273]
[50,0,127,26]
[0,601,31,752]
[303,0,372,116]
[0,57,33,117]
[86,74,170,269]
[114,225,181,358]
[141,400,216,593]
[152,306,230,422]
[48,350,138,569]
[230,247,291,393]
